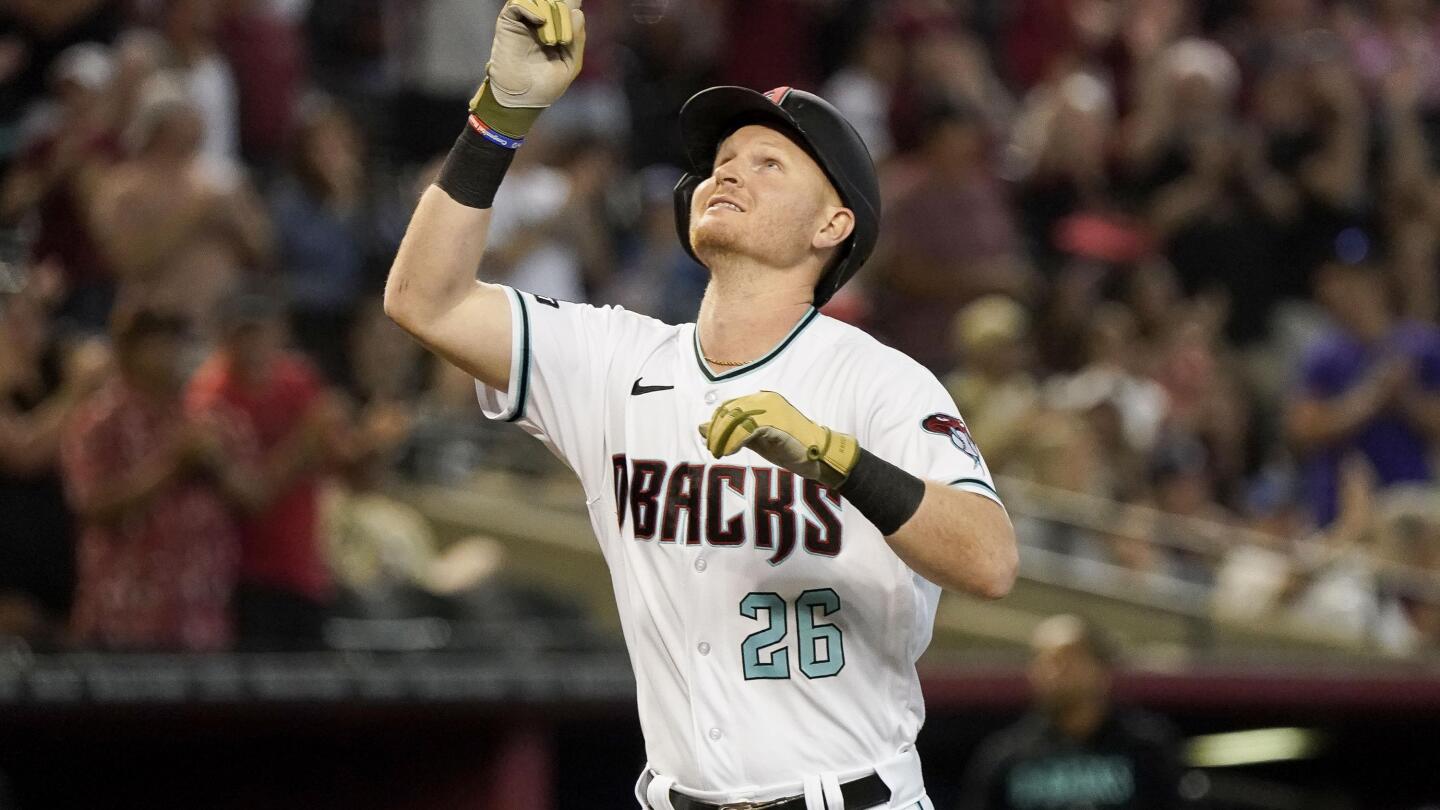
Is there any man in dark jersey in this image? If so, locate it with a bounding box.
[958,615,1185,810]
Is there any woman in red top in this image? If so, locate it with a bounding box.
[186,292,343,650]
[61,309,262,651]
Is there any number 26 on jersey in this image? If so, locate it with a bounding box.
[739,589,844,680]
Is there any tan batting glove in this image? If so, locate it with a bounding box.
[698,391,860,489]
[471,0,587,139]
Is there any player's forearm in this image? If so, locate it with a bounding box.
[384,187,495,330]
[886,483,1017,599]
[700,396,1019,597]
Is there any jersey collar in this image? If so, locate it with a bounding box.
[691,307,820,382]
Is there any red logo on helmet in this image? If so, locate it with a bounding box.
[922,413,982,465]
[762,86,793,105]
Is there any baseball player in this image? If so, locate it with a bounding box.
[384,2,1018,808]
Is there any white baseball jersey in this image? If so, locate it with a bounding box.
[475,286,1003,804]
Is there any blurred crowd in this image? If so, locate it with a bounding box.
[1,0,1439,656]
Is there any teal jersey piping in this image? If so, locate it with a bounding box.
[506,289,533,423]
[948,476,1000,499]
[692,307,820,382]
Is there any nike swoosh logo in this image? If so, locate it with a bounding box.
[631,378,674,396]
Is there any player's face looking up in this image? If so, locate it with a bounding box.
[688,124,855,281]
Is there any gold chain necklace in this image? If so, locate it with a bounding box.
[698,336,752,367]
[703,355,750,367]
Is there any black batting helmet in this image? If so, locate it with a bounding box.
[673,86,881,308]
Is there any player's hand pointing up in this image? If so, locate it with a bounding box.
[699,391,859,489]
[471,0,586,141]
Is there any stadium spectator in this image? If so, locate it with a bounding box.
[1045,303,1168,478]
[1211,469,1309,623]
[618,0,721,169]
[1249,31,1373,305]
[958,614,1185,810]
[483,133,616,303]
[343,296,424,406]
[112,28,166,125]
[90,75,271,324]
[1004,0,1187,106]
[1370,487,1440,654]
[1144,432,1234,584]
[0,43,124,329]
[1032,259,1107,375]
[1009,68,1122,275]
[1148,304,1255,501]
[872,100,1035,371]
[0,278,109,645]
[1123,38,1242,190]
[820,21,903,165]
[907,23,1015,140]
[1286,454,1440,652]
[1376,46,1440,323]
[1121,260,1191,347]
[605,164,706,324]
[385,0,502,163]
[1288,453,1390,644]
[1217,0,1325,78]
[1122,36,1289,351]
[303,0,390,116]
[1138,43,1300,345]
[216,0,307,165]
[60,307,262,651]
[550,134,620,299]
[537,0,628,142]
[1286,252,1440,527]
[268,97,391,382]
[0,0,124,152]
[185,289,343,650]
[1340,0,1440,109]
[714,0,823,92]
[943,295,1043,477]
[158,0,239,166]
[1004,0,1132,92]
[322,403,451,627]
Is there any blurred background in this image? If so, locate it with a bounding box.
[1,0,1439,808]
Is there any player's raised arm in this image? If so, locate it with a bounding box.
[383,0,585,391]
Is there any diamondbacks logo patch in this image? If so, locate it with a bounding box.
[921,413,981,466]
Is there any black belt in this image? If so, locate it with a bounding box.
[666,772,891,810]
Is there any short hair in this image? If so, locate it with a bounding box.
[1033,614,1121,669]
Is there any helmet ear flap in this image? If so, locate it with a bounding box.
[673,172,704,265]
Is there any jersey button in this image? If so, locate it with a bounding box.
[697,642,710,656]
[694,558,707,573]
[704,390,718,405]
[708,727,722,741]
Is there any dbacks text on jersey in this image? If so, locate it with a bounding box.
[611,454,843,565]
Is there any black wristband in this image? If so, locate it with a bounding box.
[836,448,926,536]
[435,122,517,209]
